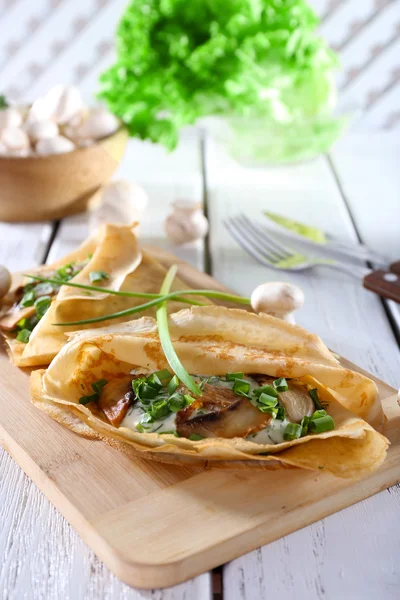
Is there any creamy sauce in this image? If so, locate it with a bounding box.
[246,418,290,445]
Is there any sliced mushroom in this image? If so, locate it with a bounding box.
[255,376,314,423]
[0,305,36,331]
[98,375,135,427]
[176,383,271,439]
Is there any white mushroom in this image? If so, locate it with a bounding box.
[165,201,209,245]
[0,107,23,130]
[25,119,59,142]
[250,282,304,324]
[1,126,30,151]
[88,180,148,233]
[35,135,75,155]
[0,142,8,155]
[0,265,11,300]
[48,84,85,125]
[73,107,120,140]
[27,95,54,123]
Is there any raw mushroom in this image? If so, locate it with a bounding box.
[0,107,23,130]
[1,127,30,151]
[88,180,148,232]
[251,281,304,324]
[48,84,84,125]
[35,135,75,155]
[165,201,209,245]
[0,265,11,300]
[73,107,120,140]
[25,119,59,142]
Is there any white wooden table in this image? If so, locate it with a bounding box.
[1,132,400,599]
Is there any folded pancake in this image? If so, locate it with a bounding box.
[30,307,388,479]
[0,223,207,367]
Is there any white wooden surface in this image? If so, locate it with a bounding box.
[0,132,400,599]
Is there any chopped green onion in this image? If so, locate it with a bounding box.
[308,415,334,434]
[189,434,204,441]
[79,379,108,404]
[34,295,52,318]
[89,270,109,283]
[283,423,303,441]
[34,282,54,297]
[273,378,289,392]
[167,375,179,395]
[301,415,310,436]
[184,394,196,405]
[140,383,159,399]
[91,379,108,395]
[56,264,74,281]
[225,372,244,381]
[310,409,327,420]
[309,388,324,410]
[233,379,251,396]
[173,431,181,438]
[150,399,170,420]
[258,406,279,417]
[135,423,146,433]
[146,373,163,391]
[253,384,278,398]
[276,406,286,421]
[257,393,278,407]
[168,393,186,412]
[20,290,35,307]
[79,393,98,405]
[16,329,31,343]
[154,369,172,383]
[156,265,201,396]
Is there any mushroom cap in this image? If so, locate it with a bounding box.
[35,135,75,155]
[0,265,11,300]
[251,281,305,314]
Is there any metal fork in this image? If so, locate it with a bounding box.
[224,214,369,279]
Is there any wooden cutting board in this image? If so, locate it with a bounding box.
[0,249,399,589]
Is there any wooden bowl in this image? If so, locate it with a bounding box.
[0,127,128,222]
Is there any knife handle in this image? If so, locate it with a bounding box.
[363,262,400,302]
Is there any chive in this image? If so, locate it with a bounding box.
[91,379,108,394]
[89,270,109,283]
[225,372,244,381]
[168,393,186,412]
[20,290,35,307]
[310,409,327,420]
[273,378,289,392]
[183,394,195,405]
[150,400,170,420]
[253,385,278,398]
[156,265,201,396]
[16,329,31,343]
[79,393,98,405]
[309,388,324,410]
[276,406,286,421]
[34,295,52,318]
[189,434,204,441]
[308,415,334,434]
[257,393,278,407]
[301,415,310,436]
[258,406,279,417]
[283,423,303,441]
[135,423,146,433]
[146,373,163,391]
[233,379,251,396]
[154,369,172,383]
[167,375,179,395]
[140,383,159,399]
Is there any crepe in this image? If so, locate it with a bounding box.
[30,306,388,479]
[0,223,207,367]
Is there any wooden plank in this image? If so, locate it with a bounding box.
[203,136,400,599]
[329,132,400,339]
[38,134,211,598]
[0,251,399,589]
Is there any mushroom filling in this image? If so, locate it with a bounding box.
[0,258,90,343]
[79,371,335,443]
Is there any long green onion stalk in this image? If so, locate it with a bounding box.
[22,272,251,327]
[156,266,201,396]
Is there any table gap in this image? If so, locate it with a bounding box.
[326,154,400,347]
[200,131,213,276]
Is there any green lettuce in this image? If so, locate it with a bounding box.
[98,0,340,152]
